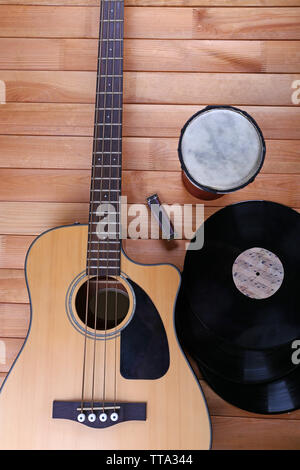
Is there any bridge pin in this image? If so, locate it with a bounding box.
[77,413,86,423]
[110,412,119,422]
[88,413,96,423]
[99,412,108,423]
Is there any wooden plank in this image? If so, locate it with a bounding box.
[0,104,299,139]
[0,71,96,104]
[0,103,94,136]
[122,105,300,140]
[211,416,300,449]
[0,202,221,235]
[125,72,299,106]
[0,136,93,169]
[1,71,299,106]
[0,236,189,270]
[0,6,299,40]
[0,235,34,268]
[0,202,89,235]
[0,304,30,338]
[1,39,300,73]
[0,338,24,374]
[0,169,299,206]
[0,136,299,174]
[1,1,299,7]
[0,38,98,71]
[0,269,28,303]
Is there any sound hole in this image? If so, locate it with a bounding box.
[75,277,130,331]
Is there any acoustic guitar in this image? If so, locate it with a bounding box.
[0,0,211,450]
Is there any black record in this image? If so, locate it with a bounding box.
[200,361,300,414]
[176,200,300,385]
[175,287,298,384]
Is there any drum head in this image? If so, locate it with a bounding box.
[179,106,265,193]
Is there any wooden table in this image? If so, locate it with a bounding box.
[0,0,299,450]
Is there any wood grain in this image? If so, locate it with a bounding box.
[0,71,298,106]
[0,202,220,235]
[0,169,299,207]
[211,416,300,449]
[1,1,299,6]
[0,338,24,373]
[0,270,28,304]
[1,39,300,73]
[0,304,30,338]
[0,202,89,235]
[0,235,35,268]
[0,136,299,174]
[0,104,299,139]
[0,6,299,39]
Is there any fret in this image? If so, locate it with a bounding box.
[94,165,121,168]
[94,141,122,153]
[92,190,120,194]
[92,177,120,180]
[88,249,119,253]
[102,20,123,24]
[88,232,119,241]
[95,111,122,125]
[90,194,120,200]
[97,91,122,95]
[88,241,120,245]
[96,95,122,109]
[89,258,120,262]
[95,137,122,140]
[94,152,121,156]
[98,57,123,60]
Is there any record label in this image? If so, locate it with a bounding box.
[232,247,284,300]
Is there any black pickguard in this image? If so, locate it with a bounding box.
[120,279,170,380]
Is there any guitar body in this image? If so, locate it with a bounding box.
[0,224,211,450]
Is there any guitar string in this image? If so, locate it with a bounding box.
[80,0,105,415]
[90,0,110,414]
[102,0,119,411]
[113,0,124,412]
[102,0,122,412]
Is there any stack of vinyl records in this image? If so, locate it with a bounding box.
[175,201,300,414]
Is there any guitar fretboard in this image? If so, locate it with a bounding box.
[87,0,124,277]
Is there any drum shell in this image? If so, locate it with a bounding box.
[178,106,266,200]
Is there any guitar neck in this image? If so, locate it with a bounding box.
[87,0,124,277]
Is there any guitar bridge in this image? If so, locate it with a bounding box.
[52,401,147,428]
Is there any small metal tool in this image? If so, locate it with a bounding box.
[146,193,177,240]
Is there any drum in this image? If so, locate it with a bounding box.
[178,106,266,200]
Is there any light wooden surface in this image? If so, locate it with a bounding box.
[0,0,299,450]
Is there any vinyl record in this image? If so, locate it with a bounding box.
[175,287,298,384]
[176,201,300,385]
[200,360,300,415]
